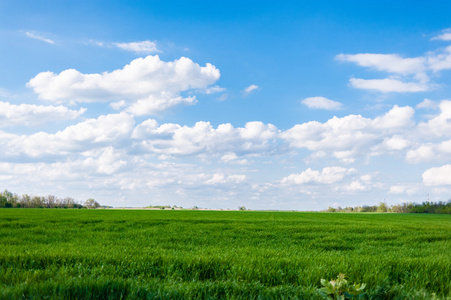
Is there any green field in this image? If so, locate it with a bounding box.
[0,209,450,299]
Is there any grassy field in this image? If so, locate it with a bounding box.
[0,209,450,299]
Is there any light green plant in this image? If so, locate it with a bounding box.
[318,273,366,299]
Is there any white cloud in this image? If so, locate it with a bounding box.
[431,30,451,41]
[426,45,451,72]
[112,41,160,53]
[360,174,373,182]
[89,40,105,47]
[126,95,197,116]
[406,144,435,163]
[0,102,86,127]
[382,135,411,150]
[301,96,343,110]
[0,161,81,182]
[217,93,229,101]
[0,88,13,98]
[27,55,220,115]
[281,167,356,185]
[349,78,430,93]
[131,120,279,156]
[389,185,418,196]
[337,45,451,93]
[336,53,425,76]
[84,147,127,174]
[344,181,367,191]
[110,100,127,110]
[243,84,260,96]
[417,100,451,137]
[2,100,451,208]
[406,139,451,163]
[3,113,134,158]
[372,105,415,129]
[220,153,249,165]
[204,173,246,185]
[25,32,55,44]
[332,150,356,163]
[423,164,451,186]
[0,103,419,165]
[416,99,438,109]
[281,105,415,161]
[203,85,226,94]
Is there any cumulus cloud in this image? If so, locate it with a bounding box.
[372,105,415,129]
[3,113,134,158]
[417,100,451,137]
[281,167,356,185]
[406,139,451,163]
[25,31,55,44]
[423,164,451,186]
[344,180,367,191]
[382,135,411,150]
[204,173,246,185]
[281,105,415,161]
[27,55,220,115]
[84,147,127,174]
[220,153,249,165]
[112,41,160,53]
[301,96,343,110]
[0,103,423,166]
[2,101,451,208]
[389,185,418,195]
[0,102,86,127]
[131,119,279,156]
[126,95,197,116]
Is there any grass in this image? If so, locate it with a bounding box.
[0,209,450,299]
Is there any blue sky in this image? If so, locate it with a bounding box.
[2,1,451,209]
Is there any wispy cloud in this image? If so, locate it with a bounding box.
[336,43,451,93]
[349,78,430,93]
[302,96,343,110]
[431,29,451,41]
[242,84,260,96]
[25,32,55,44]
[203,85,226,94]
[113,41,161,54]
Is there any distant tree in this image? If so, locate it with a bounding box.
[326,206,336,212]
[0,194,7,208]
[377,202,388,213]
[239,206,246,211]
[31,196,45,208]
[46,195,57,208]
[84,198,100,209]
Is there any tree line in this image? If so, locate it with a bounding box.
[324,200,451,214]
[0,189,100,209]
